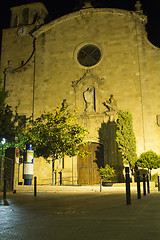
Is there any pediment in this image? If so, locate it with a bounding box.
[72,71,104,90]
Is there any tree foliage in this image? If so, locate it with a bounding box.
[116,110,137,168]
[135,150,160,171]
[0,79,19,149]
[17,102,89,162]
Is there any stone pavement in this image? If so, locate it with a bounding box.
[14,181,156,193]
[0,186,160,240]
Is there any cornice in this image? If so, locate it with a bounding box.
[32,8,147,38]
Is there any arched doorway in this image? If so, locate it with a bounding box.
[77,142,104,185]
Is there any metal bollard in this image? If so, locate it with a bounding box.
[125,167,131,205]
[158,176,160,192]
[100,179,102,192]
[34,176,37,196]
[60,172,62,185]
[3,170,9,206]
[55,171,57,185]
[136,170,141,199]
[147,174,150,194]
[143,174,146,196]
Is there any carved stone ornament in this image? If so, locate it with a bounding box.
[103,95,118,112]
[135,1,143,14]
[80,7,93,23]
[82,1,93,9]
[71,71,104,114]
[72,71,104,89]
[83,86,95,112]
[103,95,119,121]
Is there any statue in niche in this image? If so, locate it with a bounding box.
[103,95,118,112]
[83,87,95,112]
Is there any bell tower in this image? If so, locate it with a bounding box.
[10,2,48,27]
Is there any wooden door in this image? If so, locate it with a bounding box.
[77,143,104,185]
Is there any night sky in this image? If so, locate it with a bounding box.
[0,0,160,47]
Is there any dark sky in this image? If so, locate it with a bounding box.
[0,0,160,47]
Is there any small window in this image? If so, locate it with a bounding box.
[77,44,101,67]
[22,8,29,25]
[13,15,18,27]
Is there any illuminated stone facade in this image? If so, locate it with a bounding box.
[1,2,160,185]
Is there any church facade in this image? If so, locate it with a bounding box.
[1,1,160,185]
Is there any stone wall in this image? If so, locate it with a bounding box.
[1,4,160,184]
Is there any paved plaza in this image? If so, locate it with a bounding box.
[0,187,160,240]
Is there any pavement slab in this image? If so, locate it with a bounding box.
[0,190,160,240]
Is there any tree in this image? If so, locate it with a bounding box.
[116,110,137,169]
[135,150,160,171]
[0,79,19,154]
[17,101,89,162]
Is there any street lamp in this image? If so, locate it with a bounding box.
[1,137,6,147]
[1,138,6,145]
[1,138,6,155]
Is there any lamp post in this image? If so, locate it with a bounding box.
[1,138,6,147]
[0,138,6,188]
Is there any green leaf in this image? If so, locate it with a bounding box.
[16,101,89,162]
[116,110,137,168]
